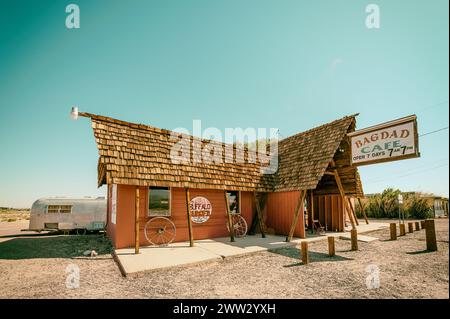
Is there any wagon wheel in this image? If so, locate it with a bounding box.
[227,214,248,238]
[144,217,176,246]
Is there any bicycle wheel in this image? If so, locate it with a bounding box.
[144,217,176,246]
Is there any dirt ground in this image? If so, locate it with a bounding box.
[0,219,448,299]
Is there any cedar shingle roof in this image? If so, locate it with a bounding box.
[274,115,357,191]
[84,112,362,195]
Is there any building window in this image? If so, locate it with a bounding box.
[226,191,240,214]
[47,205,72,213]
[148,187,171,216]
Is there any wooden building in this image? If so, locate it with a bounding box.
[81,112,364,250]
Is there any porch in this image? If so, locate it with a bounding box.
[114,220,388,275]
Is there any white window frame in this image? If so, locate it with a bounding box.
[148,187,171,217]
[46,205,72,214]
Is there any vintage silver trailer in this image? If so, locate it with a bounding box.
[28,197,106,234]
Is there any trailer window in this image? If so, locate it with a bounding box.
[148,187,171,216]
[47,205,72,213]
[226,191,240,214]
[59,205,72,213]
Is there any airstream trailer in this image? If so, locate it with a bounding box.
[28,197,107,234]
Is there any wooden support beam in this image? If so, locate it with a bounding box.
[135,187,140,254]
[253,192,266,238]
[332,169,356,230]
[323,171,335,176]
[286,190,306,242]
[185,188,194,247]
[225,191,235,242]
[408,222,414,233]
[310,190,314,228]
[357,197,369,225]
[347,197,359,226]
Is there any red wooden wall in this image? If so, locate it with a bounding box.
[108,185,255,249]
[308,194,345,232]
[265,191,305,238]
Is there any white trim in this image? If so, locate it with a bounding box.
[347,114,417,137]
[111,184,117,224]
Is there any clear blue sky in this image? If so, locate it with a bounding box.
[0,0,448,208]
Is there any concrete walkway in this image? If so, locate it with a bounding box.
[114,220,389,275]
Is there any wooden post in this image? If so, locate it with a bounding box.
[185,188,194,247]
[135,187,140,254]
[225,191,235,242]
[332,167,356,230]
[399,223,406,236]
[310,190,314,231]
[286,190,306,242]
[347,197,359,226]
[357,197,369,224]
[415,221,420,231]
[420,220,425,229]
[253,192,266,238]
[301,241,309,264]
[328,236,335,257]
[408,222,414,233]
[351,229,358,250]
[390,223,397,240]
[425,219,437,251]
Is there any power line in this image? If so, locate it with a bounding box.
[420,126,449,137]
[365,163,449,185]
[416,100,449,112]
[365,158,449,183]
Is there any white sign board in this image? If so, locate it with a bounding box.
[111,184,117,224]
[348,115,419,166]
[398,194,403,204]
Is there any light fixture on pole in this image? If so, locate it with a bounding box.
[70,106,79,120]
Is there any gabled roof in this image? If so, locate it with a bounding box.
[83,112,361,195]
[88,113,275,191]
[275,115,357,191]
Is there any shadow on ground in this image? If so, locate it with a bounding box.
[269,247,353,267]
[0,234,113,259]
[406,249,435,255]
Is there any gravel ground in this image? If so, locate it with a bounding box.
[0,219,448,299]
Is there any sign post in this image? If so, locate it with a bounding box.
[398,193,404,227]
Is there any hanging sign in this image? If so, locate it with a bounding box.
[190,196,212,223]
[348,115,419,166]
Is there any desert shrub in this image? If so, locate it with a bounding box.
[405,195,433,219]
[363,188,402,218]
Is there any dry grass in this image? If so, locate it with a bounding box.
[0,208,30,222]
[0,219,448,299]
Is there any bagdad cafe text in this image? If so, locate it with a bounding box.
[348,115,420,166]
